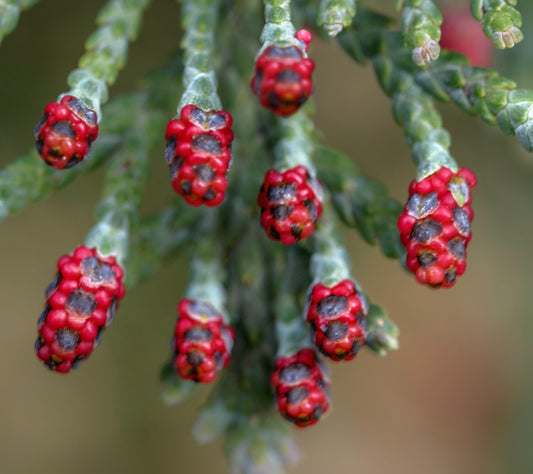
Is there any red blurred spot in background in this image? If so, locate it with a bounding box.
[440,3,494,67]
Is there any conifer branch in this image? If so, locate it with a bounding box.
[177,0,222,113]
[470,0,523,48]
[271,246,311,358]
[260,0,303,53]
[85,94,162,265]
[397,0,442,66]
[185,214,229,320]
[275,106,317,174]
[315,146,404,259]
[0,136,118,224]
[64,0,150,118]
[337,26,459,179]
[317,0,356,37]
[416,51,533,151]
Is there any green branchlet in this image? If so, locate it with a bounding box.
[471,0,523,48]
[260,0,303,54]
[338,15,533,154]
[177,0,222,113]
[416,51,533,151]
[126,203,201,288]
[365,303,400,356]
[64,0,150,119]
[314,146,404,259]
[338,28,459,179]
[275,106,317,174]
[310,210,352,287]
[186,217,230,321]
[317,0,356,37]
[85,95,163,265]
[0,0,39,46]
[0,52,182,228]
[389,69,458,179]
[271,246,311,358]
[397,0,442,66]
[0,134,121,224]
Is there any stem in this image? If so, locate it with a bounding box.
[177,0,222,114]
[63,0,151,118]
[274,106,317,174]
[310,203,352,287]
[397,0,442,65]
[337,26,459,179]
[0,136,119,223]
[270,246,310,357]
[317,0,356,37]
[84,94,162,265]
[314,145,404,260]
[0,52,182,226]
[260,0,303,54]
[185,212,229,321]
[415,51,533,152]
[126,202,202,289]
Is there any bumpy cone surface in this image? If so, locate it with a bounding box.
[257,165,323,245]
[306,280,368,361]
[251,45,315,117]
[34,95,99,169]
[271,348,331,427]
[35,246,126,373]
[397,167,477,288]
[165,105,234,207]
[173,299,234,383]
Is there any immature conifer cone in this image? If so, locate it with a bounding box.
[306,280,368,361]
[271,348,330,428]
[251,44,315,117]
[172,299,234,383]
[257,166,323,245]
[397,167,477,288]
[165,105,234,207]
[34,95,99,170]
[35,246,126,373]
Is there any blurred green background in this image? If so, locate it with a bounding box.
[1,1,533,473]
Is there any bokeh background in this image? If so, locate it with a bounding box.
[1,1,533,473]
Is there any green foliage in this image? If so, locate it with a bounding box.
[315,146,404,259]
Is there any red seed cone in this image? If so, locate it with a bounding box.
[306,280,368,361]
[257,165,323,245]
[172,299,234,383]
[165,105,234,207]
[271,348,330,428]
[35,246,126,373]
[251,45,315,117]
[397,167,477,288]
[34,95,99,170]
